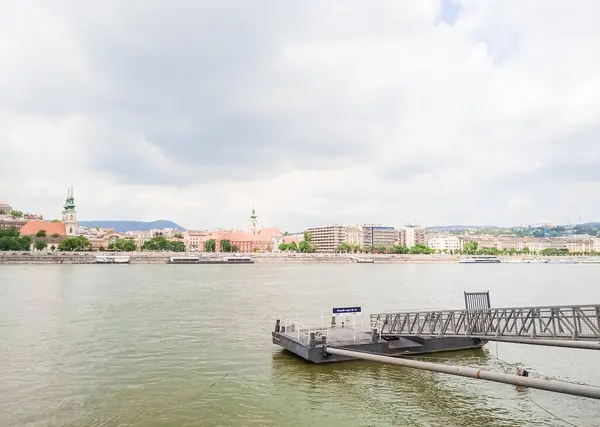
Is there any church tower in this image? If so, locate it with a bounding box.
[249,206,258,235]
[62,187,77,236]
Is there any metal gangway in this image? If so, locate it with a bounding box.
[371,292,600,347]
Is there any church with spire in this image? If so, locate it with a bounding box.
[62,187,77,236]
[249,205,259,235]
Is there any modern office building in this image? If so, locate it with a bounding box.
[362,225,396,249]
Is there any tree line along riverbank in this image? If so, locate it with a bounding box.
[0,252,595,264]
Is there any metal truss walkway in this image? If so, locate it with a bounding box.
[372,302,600,341]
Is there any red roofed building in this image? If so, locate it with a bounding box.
[19,221,67,251]
[218,232,256,253]
[20,221,67,237]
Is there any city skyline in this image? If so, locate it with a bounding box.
[3,193,599,234]
[2,2,600,230]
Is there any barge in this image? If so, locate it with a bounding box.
[459,255,501,264]
[167,256,254,264]
[198,256,254,264]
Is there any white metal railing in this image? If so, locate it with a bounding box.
[371,305,600,340]
[277,314,376,344]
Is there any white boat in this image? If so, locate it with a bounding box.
[459,255,501,264]
[576,258,600,264]
[95,255,131,264]
[198,256,254,264]
[168,256,200,264]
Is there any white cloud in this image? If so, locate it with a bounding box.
[1,0,600,230]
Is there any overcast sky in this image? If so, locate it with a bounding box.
[2,0,600,231]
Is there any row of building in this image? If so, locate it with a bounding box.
[3,194,298,253]
[426,234,600,253]
[305,223,426,252]
[5,194,600,254]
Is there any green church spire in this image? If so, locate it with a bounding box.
[64,187,75,210]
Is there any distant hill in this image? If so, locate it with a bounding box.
[580,222,600,227]
[78,220,185,232]
[424,225,500,231]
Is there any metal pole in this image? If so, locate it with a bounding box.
[481,336,600,350]
[325,347,600,400]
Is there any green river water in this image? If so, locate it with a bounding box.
[1,264,599,426]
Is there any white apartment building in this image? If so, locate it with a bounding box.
[184,230,209,252]
[305,225,347,252]
[398,224,425,247]
[593,238,600,252]
[427,235,461,252]
[344,226,363,247]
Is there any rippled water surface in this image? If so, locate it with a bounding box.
[1,264,599,426]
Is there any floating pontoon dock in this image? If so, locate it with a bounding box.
[272,292,600,363]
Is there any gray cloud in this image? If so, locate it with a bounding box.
[3,0,600,229]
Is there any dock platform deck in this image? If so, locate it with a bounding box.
[272,315,485,363]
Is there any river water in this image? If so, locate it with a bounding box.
[1,264,599,426]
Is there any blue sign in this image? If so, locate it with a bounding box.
[332,306,362,316]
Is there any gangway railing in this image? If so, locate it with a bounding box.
[371,304,600,341]
[276,314,376,345]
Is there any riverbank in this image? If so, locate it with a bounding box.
[1,252,597,264]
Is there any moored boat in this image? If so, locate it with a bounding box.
[459,255,501,264]
[198,256,254,264]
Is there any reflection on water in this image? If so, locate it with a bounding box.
[1,264,599,427]
[270,349,522,427]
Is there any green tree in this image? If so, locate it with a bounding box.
[463,241,478,254]
[174,233,184,239]
[10,210,23,218]
[392,244,409,254]
[299,232,316,253]
[0,228,31,251]
[108,238,137,252]
[50,219,60,222]
[58,236,90,251]
[0,228,19,238]
[231,244,239,252]
[170,241,185,252]
[409,244,434,255]
[279,241,299,252]
[220,239,233,252]
[205,239,216,252]
[35,240,47,251]
[36,229,47,238]
[141,237,184,252]
[142,237,170,251]
[51,233,61,238]
[338,242,351,252]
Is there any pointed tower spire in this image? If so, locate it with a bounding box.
[249,205,258,235]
